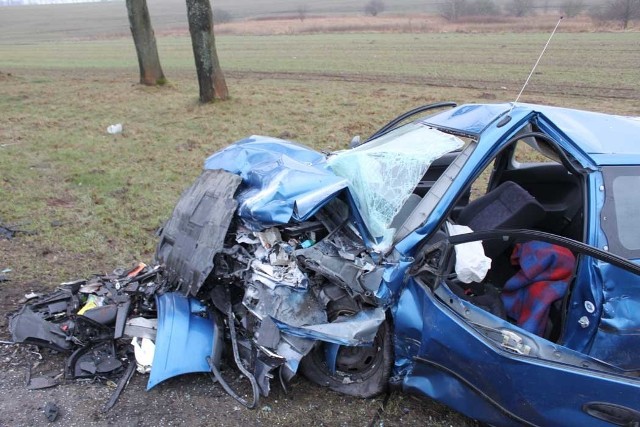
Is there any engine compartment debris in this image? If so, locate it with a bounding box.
[7,165,409,410]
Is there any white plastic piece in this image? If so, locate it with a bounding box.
[132,337,155,374]
[107,123,123,134]
[446,222,491,284]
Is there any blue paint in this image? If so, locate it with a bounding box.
[195,103,640,424]
[324,343,340,375]
[399,277,640,427]
[425,103,640,158]
[204,135,347,229]
[147,292,222,390]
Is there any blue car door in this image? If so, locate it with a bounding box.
[394,230,640,427]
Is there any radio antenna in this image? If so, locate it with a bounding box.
[509,16,563,113]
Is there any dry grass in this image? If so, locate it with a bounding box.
[2,4,636,44]
[210,14,635,36]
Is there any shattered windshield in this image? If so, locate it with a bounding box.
[328,123,464,249]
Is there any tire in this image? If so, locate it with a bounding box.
[299,316,393,398]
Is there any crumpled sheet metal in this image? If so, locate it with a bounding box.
[587,262,640,371]
[243,280,327,329]
[328,124,464,250]
[272,307,386,346]
[204,136,348,229]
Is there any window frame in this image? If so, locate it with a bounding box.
[601,166,640,259]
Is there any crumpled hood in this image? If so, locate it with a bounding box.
[204,136,348,230]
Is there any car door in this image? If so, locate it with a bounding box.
[394,229,640,427]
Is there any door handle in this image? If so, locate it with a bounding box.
[583,402,640,426]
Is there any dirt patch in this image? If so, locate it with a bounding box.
[0,243,474,427]
[46,195,76,208]
[226,70,640,102]
[0,71,14,81]
[0,337,474,427]
[210,14,631,37]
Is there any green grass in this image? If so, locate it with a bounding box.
[0,29,638,285]
[1,33,639,100]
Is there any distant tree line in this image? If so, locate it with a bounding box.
[433,0,639,28]
[590,0,640,29]
[165,0,640,30]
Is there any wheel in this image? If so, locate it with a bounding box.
[299,314,392,398]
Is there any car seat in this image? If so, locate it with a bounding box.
[457,181,545,259]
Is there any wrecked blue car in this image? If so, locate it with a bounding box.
[10,102,640,425]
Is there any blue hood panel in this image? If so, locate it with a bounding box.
[204,136,347,229]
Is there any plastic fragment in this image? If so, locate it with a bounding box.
[106,123,123,134]
[43,402,59,422]
[27,376,60,390]
[132,337,155,374]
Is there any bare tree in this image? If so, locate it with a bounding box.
[186,0,229,102]
[439,0,500,20]
[507,0,535,17]
[126,0,166,86]
[595,0,640,28]
[297,3,308,22]
[562,0,586,18]
[438,0,468,21]
[212,8,233,24]
[468,0,500,15]
[364,0,385,16]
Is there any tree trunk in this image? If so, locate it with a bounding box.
[126,0,166,86]
[186,0,229,102]
[622,0,632,28]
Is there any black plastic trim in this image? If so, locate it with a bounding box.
[365,102,457,143]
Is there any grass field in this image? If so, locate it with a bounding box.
[1,27,639,281]
[2,32,639,100]
[0,7,639,425]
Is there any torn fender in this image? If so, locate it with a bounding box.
[147,292,223,390]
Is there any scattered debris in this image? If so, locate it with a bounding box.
[27,375,61,390]
[9,264,162,410]
[102,359,136,413]
[106,123,123,134]
[1,222,33,240]
[43,402,59,423]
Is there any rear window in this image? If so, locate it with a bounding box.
[602,167,640,258]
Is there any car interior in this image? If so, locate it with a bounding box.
[407,128,586,343]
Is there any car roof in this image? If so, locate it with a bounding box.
[424,103,640,162]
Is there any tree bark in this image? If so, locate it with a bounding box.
[126,0,166,86]
[186,0,229,102]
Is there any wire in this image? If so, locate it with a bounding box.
[509,16,564,114]
[207,284,260,409]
